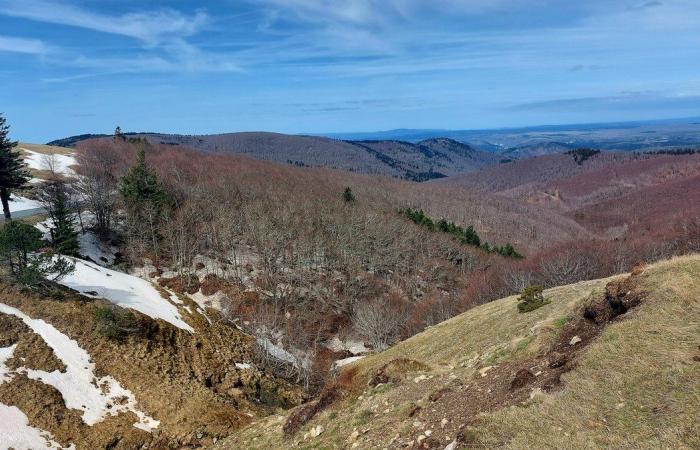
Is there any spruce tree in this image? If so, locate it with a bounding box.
[0,113,31,219]
[343,186,355,203]
[120,149,166,207]
[0,221,74,286]
[37,179,79,256]
[119,149,169,259]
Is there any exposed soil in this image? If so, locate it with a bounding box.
[384,272,647,449]
[0,314,66,373]
[200,274,230,296]
[0,283,305,449]
[283,367,358,436]
[158,274,201,294]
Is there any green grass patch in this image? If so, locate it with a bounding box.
[553,316,569,328]
[354,409,373,426]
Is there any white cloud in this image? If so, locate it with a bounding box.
[0,35,48,54]
[0,0,208,45]
[0,1,241,77]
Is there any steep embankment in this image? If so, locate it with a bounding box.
[0,275,303,449]
[219,254,700,449]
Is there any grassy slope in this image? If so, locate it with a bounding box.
[219,254,700,449]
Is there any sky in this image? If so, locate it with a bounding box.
[0,0,699,143]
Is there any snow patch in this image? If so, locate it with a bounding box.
[256,332,311,370]
[331,356,365,370]
[326,336,369,355]
[235,363,251,370]
[57,257,193,332]
[189,290,225,311]
[34,217,53,240]
[0,344,17,383]
[22,149,77,176]
[9,194,42,213]
[77,231,117,266]
[0,403,74,450]
[0,303,159,430]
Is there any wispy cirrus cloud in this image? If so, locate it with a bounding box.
[0,0,208,45]
[0,0,240,75]
[509,91,700,112]
[0,35,49,54]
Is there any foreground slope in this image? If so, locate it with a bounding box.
[0,274,303,449]
[220,254,700,449]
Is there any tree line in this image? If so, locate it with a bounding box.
[400,207,522,258]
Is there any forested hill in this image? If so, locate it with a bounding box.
[49,132,500,181]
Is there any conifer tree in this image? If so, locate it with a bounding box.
[37,179,79,256]
[0,221,74,286]
[120,149,166,207]
[119,149,169,259]
[0,114,30,219]
[343,186,355,203]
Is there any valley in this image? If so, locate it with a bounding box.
[0,131,697,449]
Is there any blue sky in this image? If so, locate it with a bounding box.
[1,0,699,142]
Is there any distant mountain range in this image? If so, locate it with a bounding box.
[50,132,500,181]
[48,117,700,181]
[323,116,700,149]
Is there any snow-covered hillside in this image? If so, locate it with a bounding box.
[21,148,77,177]
[56,258,194,332]
[8,194,42,213]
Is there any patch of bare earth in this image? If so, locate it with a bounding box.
[0,284,304,449]
[383,273,646,449]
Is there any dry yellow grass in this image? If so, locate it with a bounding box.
[217,254,700,450]
[17,142,74,156]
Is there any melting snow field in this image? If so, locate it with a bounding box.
[0,302,159,431]
[57,257,193,332]
[9,194,42,212]
[77,232,118,266]
[22,148,77,177]
[0,404,73,450]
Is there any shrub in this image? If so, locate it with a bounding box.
[517,285,550,313]
[94,305,139,340]
[0,221,74,287]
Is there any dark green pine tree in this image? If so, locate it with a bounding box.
[462,225,481,247]
[53,216,79,256]
[119,149,167,208]
[343,186,355,203]
[37,179,79,255]
[52,191,79,256]
[0,113,31,219]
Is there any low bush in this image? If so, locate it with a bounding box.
[517,285,550,313]
[94,305,139,340]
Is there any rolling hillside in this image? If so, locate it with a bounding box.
[50,133,500,181]
[435,150,700,239]
[218,254,700,449]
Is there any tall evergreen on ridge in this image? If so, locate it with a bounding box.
[119,149,167,207]
[37,179,79,256]
[0,113,31,220]
[119,148,169,260]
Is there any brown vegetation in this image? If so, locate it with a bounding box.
[72,137,700,393]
